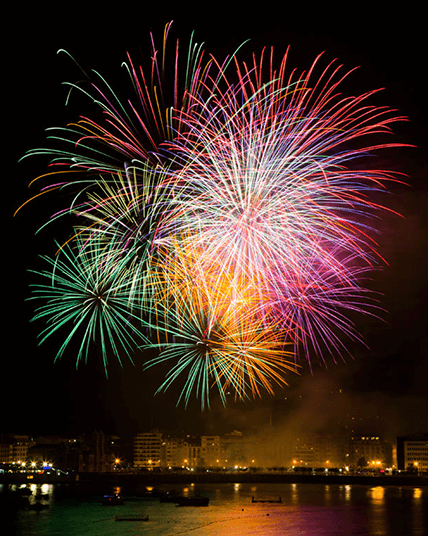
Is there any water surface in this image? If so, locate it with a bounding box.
[2,481,427,535]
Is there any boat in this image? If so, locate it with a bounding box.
[176,495,209,507]
[251,496,282,503]
[100,494,124,505]
[115,514,149,521]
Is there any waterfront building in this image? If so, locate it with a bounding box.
[397,433,428,471]
[79,431,116,473]
[159,434,202,469]
[0,434,34,465]
[221,431,248,468]
[26,435,67,470]
[291,433,343,468]
[161,435,187,467]
[200,435,222,467]
[133,430,163,468]
[293,437,316,467]
[248,429,293,468]
[183,436,201,469]
[349,435,388,468]
[12,435,33,463]
[0,442,13,464]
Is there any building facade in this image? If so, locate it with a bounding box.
[134,431,163,468]
[349,435,388,468]
[0,435,34,465]
[397,434,428,471]
[200,435,222,467]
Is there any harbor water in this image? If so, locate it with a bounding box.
[1,481,427,535]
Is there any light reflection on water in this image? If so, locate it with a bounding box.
[345,484,351,502]
[370,485,385,502]
[414,487,422,499]
[1,481,427,535]
[290,482,298,505]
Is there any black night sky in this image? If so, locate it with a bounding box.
[5,8,428,443]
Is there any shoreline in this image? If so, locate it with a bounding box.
[1,472,427,488]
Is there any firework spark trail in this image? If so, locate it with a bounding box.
[16,24,410,406]
[267,250,384,366]
[141,239,296,407]
[15,23,230,223]
[29,233,150,374]
[66,162,180,309]
[158,50,408,363]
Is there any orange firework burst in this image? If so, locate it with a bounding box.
[141,237,297,407]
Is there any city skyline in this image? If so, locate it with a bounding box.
[3,430,428,474]
[5,12,428,442]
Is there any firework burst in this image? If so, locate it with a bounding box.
[160,49,407,363]
[29,233,149,373]
[141,239,296,408]
[16,23,410,407]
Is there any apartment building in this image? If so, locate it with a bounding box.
[397,434,428,471]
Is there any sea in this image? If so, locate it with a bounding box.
[1,481,427,535]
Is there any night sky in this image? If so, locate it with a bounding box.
[5,8,428,443]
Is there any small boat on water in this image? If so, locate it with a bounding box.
[176,495,209,507]
[251,496,282,503]
[101,494,124,505]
